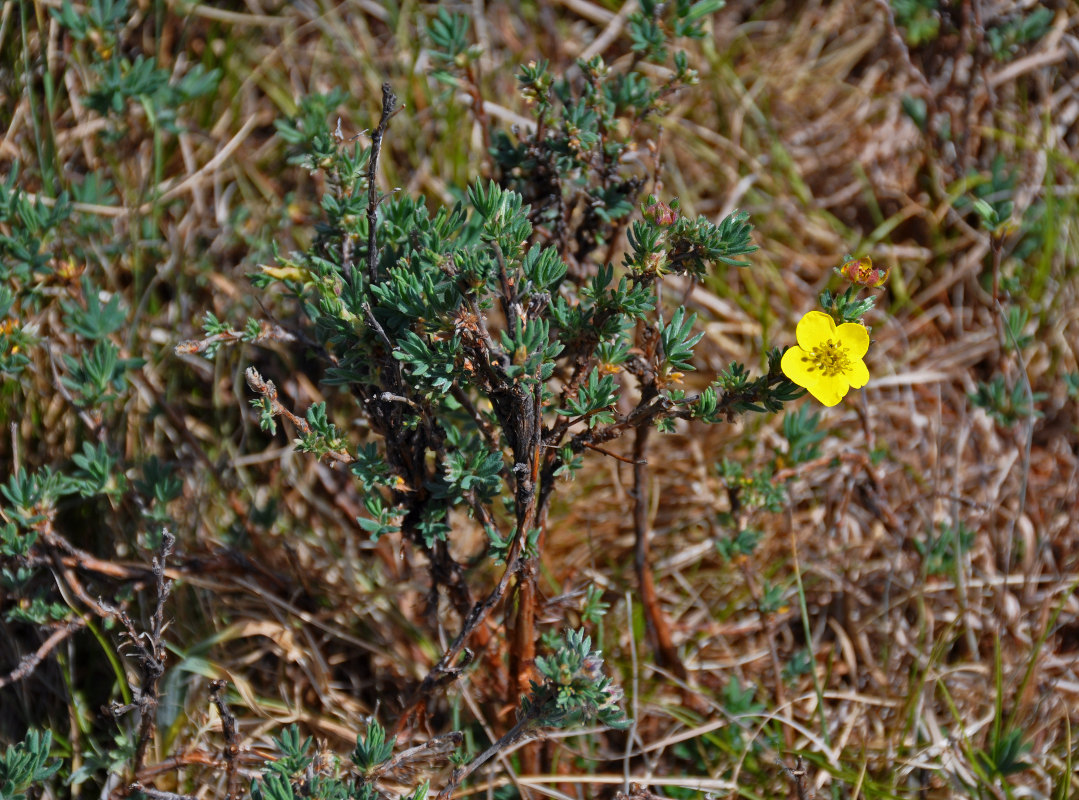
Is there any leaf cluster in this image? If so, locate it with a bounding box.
[525,629,629,730]
[0,731,62,800]
[969,375,1045,427]
[252,723,432,800]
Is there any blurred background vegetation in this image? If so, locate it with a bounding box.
[1,1,1077,798]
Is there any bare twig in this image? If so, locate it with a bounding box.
[391,522,531,738]
[581,440,644,465]
[110,530,175,787]
[777,756,812,800]
[0,618,88,689]
[437,711,539,800]
[631,401,687,681]
[369,731,464,783]
[128,786,198,800]
[174,323,297,356]
[210,680,242,800]
[366,83,400,284]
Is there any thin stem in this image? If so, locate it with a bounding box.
[210,680,241,800]
[632,395,686,680]
[0,617,88,690]
[366,83,399,285]
[125,530,175,782]
[437,713,538,800]
[391,525,530,737]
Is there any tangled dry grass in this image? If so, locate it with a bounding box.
[2,1,1077,798]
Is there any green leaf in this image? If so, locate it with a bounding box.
[352,720,394,772]
[659,306,703,372]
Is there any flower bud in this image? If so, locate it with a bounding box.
[840,256,888,288]
[643,201,677,227]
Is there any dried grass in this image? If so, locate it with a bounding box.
[2,1,1078,798]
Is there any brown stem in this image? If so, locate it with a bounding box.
[209,680,241,800]
[437,711,537,800]
[778,756,810,800]
[632,404,687,680]
[463,64,492,169]
[390,524,530,738]
[509,563,537,704]
[244,367,355,465]
[0,618,87,689]
[174,323,296,356]
[509,561,540,776]
[366,83,399,285]
[128,786,197,800]
[118,531,174,789]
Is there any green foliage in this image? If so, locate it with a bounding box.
[526,629,628,730]
[244,56,790,575]
[263,726,315,779]
[659,307,704,373]
[50,0,128,41]
[134,456,182,513]
[68,731,136,789]
[426,9,480,68]
[296,403,347,457]
[1,467,74,527]
[557,369,619,428]
[969,375,1045,427]
[0,731,62,800]
[252,724,427,800]
[628,0,724,62]
[69,14,222,133]
[782,406,825,465]
[487,525,539,565]
[5,596,71,625]
[1064,373,1079,399]
[986,8,1053,61]
[436,445,504,504]
[758,582,787,614]
[901,94,928,132]
[890,0,941,46]
[1002,306,1035,351]
[715,527,761,560]
[0,163,72,283]
[915,521,975,577]
[624,199,756,278]
[273,90,352,170]
[781,649,814,684]
[964,155,1016,235]
[69,441,124,500]
[581,584,609,624]
[717,460,786,513]
[0,522,36,559]
[60,340,143,407]
[60,277,127,340]
[357,494,401,542]
[719,677,765,750]
[351,721,393,772]
[819,285,875,324]
[691,349,804,420]
[975,726,1032,779]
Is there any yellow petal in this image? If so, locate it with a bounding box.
[836,321,869,359]
[808,375,847,407]
[845,356,869,389]
[781,345,822,391]
[261,265,311,283]
[795,310,837,350]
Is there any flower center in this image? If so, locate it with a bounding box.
[804,339,851,377]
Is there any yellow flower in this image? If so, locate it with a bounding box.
[781,311,869,407]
